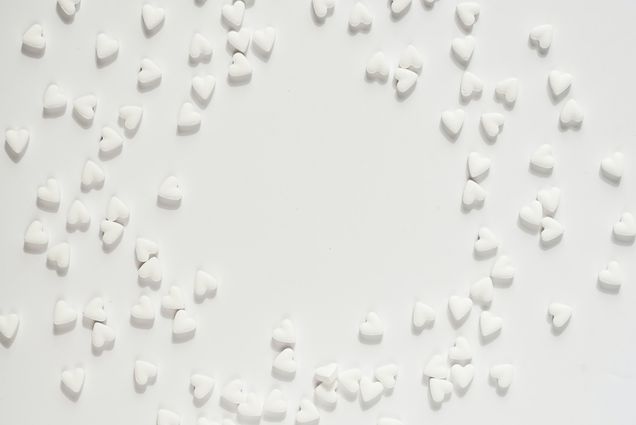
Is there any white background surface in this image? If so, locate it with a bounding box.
[1,0,635,424]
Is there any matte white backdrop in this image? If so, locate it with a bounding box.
[1,0,635,424]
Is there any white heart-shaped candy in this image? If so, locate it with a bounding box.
[158,176,182,203]
[450,364,474,390]
[138,257,162,283]
[67,200,90,229]
[273,347,297,376]
[253,27,276,54]
[100,220,124,246]
[390,0,412,14]
[192,74,216,102]
[131,295,155,321]
[359,376,383,403]
[359,311,383,339]
[479,311,503,337]
[537,187,560,217]
[119,105,143,131]
[548,70,572,97]
[24,220,49,249]
[134,360,158,386]
[399,45,423,72]
[456,2,480,28]
[394,68,417,95]
[375,363,398,389]
[81,160,105,190]
[162,286,185,311]
[559,99,583,127]
[448,336,472,364]
[99,126,123,154]
[142,4,165,33]
[84,297,106,322]
[481,113,505,139]
[222,1,245,29]
[0,314,20,340]
[412,301,435,328]
[23,24,45,51]
[429,378,452,403]
[349,2,373,29]
[474,227,498,255]
[548,302,572,328]
[598,261,623,290]
[467,152,490,181]
[470,277,494,306]
[106,196,129,224]
[157,409,180,425]
[191,374,215,400]
[221,379,246,407]
[263,388,287,418]
[173,309,196,335]
[495,78,518,104]
[423,354,449,379]
[178,102,201,131]
[530,144,555,172]
[451,35,475,64]
[441,109,464,137]
[314,381,337,407]
[54,300,77,327]
[460,71,483,98]
[601,152,624,182]
[96,33,119,61]
[462,180,486,208]
[489,364,513,389]
[366,52,390,80]
[448,296,472,322]
[47,242,70,271]
[5,128,29,157]
[529,24,553,50]
[228,29,251,53]
[73,94,97,121]
[58,0,80,16]
[43,84,66,112]
[37,178,61,207]
[91,322,116,348]
[194,270,218,298]
[491,255,515,283]
[238,393,263,418]
[296,399,319,424]
[190,33,213,61]
[519,200,543,230]
[314,363,338,384]
[228,52,252,81]
[61,367,85,394]
[540,217,563,244]
[312,0,335,19]
[613,212,636,241]
[138,58,162,87]
[338,368,361,395]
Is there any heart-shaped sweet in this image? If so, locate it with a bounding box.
[119,105,143,131]
[548,70,572,97]
[96,33,119,61]
[136,238,159,263]
[106,196,130,225]
[173,309,196,335]
[238,393,263,418]
[448,296,472,322]
[157,409,180,425]
[190,33,213,61]
[460,71,483,98]
[312,0,335,19]
[138,257,162,283]
[228,52,252,81]
[66,199,91,230]
[58,0,80,16]
[489,364,513,389]
[394,68,417,95]
[349,2,373,29]
[441,109,464,137]
[449,336,472,364]
[481,113,505,139]
[451,35,475,64]
[366,52,390,80]
[194,270,218,299]
[222,1,245,29]
[313,381,337,407]
[5,128,29,157]
[490,255,515,283]
[390,0,412,14]
[559,99,583,128]
[462,180,486,208]
[264,388,287,418]
[450,364,474,390]
[314,363,338,384]
[337,368,361,394]
[131,295,155,321]
[43,84,66,112]
[519,200,543,230]
[158,176,182,203]
[227,29,251,54]
[134,360,158,386]
[222,379,246,407]
[191,374,215,400]
[540,217,563,244]
[359,311,383,339]
[273,348,297,376]
[138,59,162,88]
[81,160,105,190]
[456,2,480,28]
[601,152,624,182]
[24,220,49,250]
[613,212,636,241]
[73,94,97,121]
[192,75,216,103]
[470,276,494,306]
[22,24,45,52]
[84,297,106,322]
[537,187,560,217]
[598,261,623,290]
[91,322,115,348]
[428,378,452,403]
[529,24,553,50]
[99,126,123,154]
[253,27,276,54]
[54,300,77,327]
[530,144,555,173]
[423,354,449,379]
[495,78,519,104]
[162,286,185,311]
[467,152,490,181]
[100,220,124,246]
[47,242,70,271]
[142,4,165,33]
[37,178,61,208]
[548,302,572,328]
[474,227,498,255]
[412,301,435,328]
[61,367,85,394]
[178,102,201,132]
[296,399,319,424]
[398,44,423,72]
[0,314,20,340]
[479,311,503,337]
[359,376,383,404]
[375,363,398,389]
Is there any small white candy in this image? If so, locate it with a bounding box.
[22,24,45,52]
[138,257,162,283]
[221,379,246,407]
[601,152,624,182]
[598,261,623,290]
[470,276,494,306]
[481,113,505,139]
[398,45,423,72]
[548,70,572,97]
[228,29,251,54]
[47,242,71,271]
[95,33,119,62]
[238,393,263,419]
[43,84,66,112]
[91,322,116,348]
[412,301,435,328]
[58,0,80,16]
[100,220,124,246]
[314,363,339,385]
[455,2,480,28]
[448,296,472,322]
[54,300,77,327]
[190,33,213,62]
[177,102,201,132]
[366,52,390,80]
[192,74,216,103]
[530,144,555,173]
[462,180,486,209]
[540,217,564,244]
[429,378,452,404]
[5,128,29,158]
[107,196,130,224]
[460,71,483,98]
[73,94,97,122]
[491,255,515,284]
[273,348,297,377]
[272,318,296,347]
[349,2,373,30]
[172,309,196,335]
[451,35,475,64]
[228,52,252,81]
[295,399,319,425]
[158,176,182,204]
[450,364,474,390]
[313,381,337,407]
[474,227,498,256]
[81,160,105,190]
[191,374,215,400]
[138,58,162,88]
[24,220,49,250]
[529,24,553,50]
[441,109,464,137]
[359,376,383,404]
[559,99,583,128]
[390,0,412,15]
[131,295,155,321]
[537,187,560,217]
[489,364,513,389]
[134,360,158,386]
[0,313,20,340]
[61,367,85,395]
[479,311,503,337]
[263,388,287,418]
[519,200,543,231]
[423,354,449,379]
[37,178,61,209]
[194,270,218,299]
[157,409,180,425]
[222,0,245,29]
[394,68,417,95]
[338,368,361,395]
[161,286,186,311]
[613,212,636,242]
[467,152,490,181]
[495,78,518,104]
[359,311,383,340]
[142,4,165,33]
[312,0,335,20]
[252,27,276,55]
[119,105,143,131]
[374,363,398,389]
[448,336,472,364]
[99,126,124,155]
[84,297,106,322]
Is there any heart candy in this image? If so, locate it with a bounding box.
[366,52,390,80]
[456,2,480,28]
[99,126,123,155]
[273,348,297,377]
[474,227,498,255]
[314,363,338,384]
[470,277,494,306]
[138,58,162,88]
[537,187,560,217]
[312,0,335,19]
[398,45,423,72]
[136,238,159,262]
[192,74,216,102]
[22,24,45,52]
[228,29,251,54]
[481,113,505,139]
[337,368,361,395]
[359,376,383,404]
[450,364,474,390]
[100,220,124,246]
[462,180,486,208]
[359,311,383,340]
[423,354,449,379]
[252,27,276,55]
[491,255,515,284]
[349,2,373,29]
[295,399,319,424]
[549,70,572,97]
[429,378,452,403]
[495,78,519,104]
[119,105,143,131]
[519,200,543,231]
[441,109,464,137]
[58,0,80,16]
[228,53,252,81]
[374,363,398,389]
[191,374,215,400]
[479,311,503,337]
[142,4,165,33]
[178,102,201,132]
[601,152,624,182]
[47,242,70,271]
[190,33,213,62]
[448,336,472,364]
[157,409,180,425]
[162,286,185,311]
[194,270,218,299]
[106,196,130,224]
[529,24,553,50]
[467,152,490,181]
[598,261,623,290]
[548,303,572,328]
[61,367,85,395]
[5,128,29,158]
[0,314,20,340]
[451,35,475,64]
[613,212,636,242]
[448,296,472,322]
[238,393,263,419]
[540,217,564,244]
[43,84,66,112]
[390,0,412,14]
[84,297,106,322]
[81,160,105,190]
[134,360,158,386]
[263,388,287,418]
[96,33,119,62]
[73,94,97,121]
[222,1,245,29]
[138,257,162,283]
[37,178,61,208]
[559,99,583,128]
[313,381,337,407]
[530,144,555,173]
[24,219,49,250]
[131,295,155,321]
[173,309,196,335]
[394,68,417,95]
[158,176,182,203]
[460,71,483,98]
[54,300,77,327]
[221,379,246,407]
[489,364,513,389]
[91,322,116,348]
[412,301,435,328]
